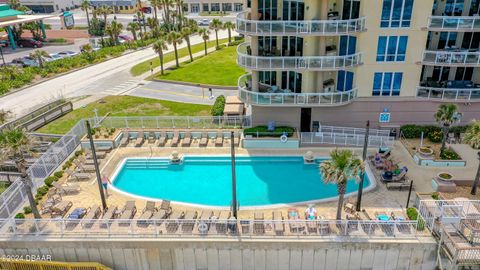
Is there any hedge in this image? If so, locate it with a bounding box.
[400,124,470,139]
[244,126,295,137]
[211,95,226,116]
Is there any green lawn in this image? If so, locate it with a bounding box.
[0,182,9,195]
[153,45,246,86]
[130,38,229,76]
[37,96,212,134]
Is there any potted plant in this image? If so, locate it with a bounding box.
[437,172,454,182]
[418,146,434,157]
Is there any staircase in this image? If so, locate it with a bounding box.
[125,159,171,169]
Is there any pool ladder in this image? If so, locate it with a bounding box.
[125,159,170,169]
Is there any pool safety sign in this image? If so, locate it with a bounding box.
[379,112,391,123]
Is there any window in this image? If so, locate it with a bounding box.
[381,0,414,27]
[377,36,408,62]
[202,3,209,12]
[259,71,276,86]
[211,3,220,11]
[222,3,232,11]
[373,72,403,96]
[234,3,243,12]
[191,4,200,13]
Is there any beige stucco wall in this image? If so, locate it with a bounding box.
[355,0,434,98]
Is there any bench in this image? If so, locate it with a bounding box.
[386,179,411,191]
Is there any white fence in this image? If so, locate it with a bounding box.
[417,199,480,231]
[300,125,394,148]
[422,50,480,66]
[428,16,480,31]
[0,218,426,239]
[416,86,480,101]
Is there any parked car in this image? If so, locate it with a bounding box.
[11,57,39,67]
[140,7,151,13]
[17,38,43,48]
[0,40,9,47]
[197,19,210,26]
[57,50,79,58]
[118,35,133,42]
[44,53,64,62]
[133,17,146,26]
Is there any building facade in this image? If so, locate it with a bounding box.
[184,0,244,14]
[236,0,480,131]
[90,0,138,13]
[20,0,82,13]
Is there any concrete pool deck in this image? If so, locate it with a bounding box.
[46,140,480,219]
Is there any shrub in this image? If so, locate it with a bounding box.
[400,124,441,139]
[427,130,443,143]
[431,192,440,200]
[463,121,480,149]
[37,186,49,196]
[406,208,418,220]
[74,150,84,157]
[211,95,226,116]
[244,126,295,137]
[44,176,57,187]
[15,213,25,219]
[23,206,32,214]
[440,148,461,160]
[35,193,43,200]
[53,171,64,178]
[62,160,72,170]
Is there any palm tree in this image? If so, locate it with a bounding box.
[153,38,168,75]
[81,0,91,29]
[434,104,462,154]
[97,5,113,44]
[463,121,480,149]
[223,21,235,43]
[181,27,194,62]
[166,31,183,68]
[209,19,223,49]
[162,0,174,25]
[0,109,11,125]
[147,17,158,32]
[175,0,185,28]
[198,28,210,56]
[105,21,123,45]
[29,50,49,68]
[127,22,140,41]
[149,0,160,21]
[320,149,364,220]
[0,128,41,218]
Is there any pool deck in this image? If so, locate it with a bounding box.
[42,139,479,220]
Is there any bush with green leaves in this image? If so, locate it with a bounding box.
[15,213,25,219]
[406,207,418,220]
[53,171,64,178]
[37,185,49,196]
[44,176,57,187]
[440,148,461,160]
[400,125,441,139]
[463,121,480,149]
[75,150,84,157]
[211,95,226,116]
[427,130,443,143]
[23,206,32,214]
[244,126,296,137]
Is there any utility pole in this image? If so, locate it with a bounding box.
[356,120,370,212]
[230,131,238,218]
[86,120,107,210]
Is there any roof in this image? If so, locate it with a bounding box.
[0,4,24,18]
[225,96,243,104]
[0,14,56,28]
[224,104,244,115]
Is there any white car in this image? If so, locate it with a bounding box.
[197,19,210,26]
[46,53,64,61]
[57,51,79,58]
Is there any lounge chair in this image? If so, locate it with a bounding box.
[53,182,81,195]
[253,212,265,234]
[148,131,157,144]
[375,211,390,221]
[102,205,118,220]
[199,132,209,147]
[386,179,411,190]
[51,201,73,218]
[156,131,167,147]
[182,211,198,232]
[65,169,91,181]
[215,211,230,233]
[119,201,137,220]
[97,146,112,152]
[273,211,285,235]
[357,210,377,234]
[182,132,192,147]
[138,201,156,226]
[74,159,95,173]
[344,202,356,214]
[67,207,88,227]
[40,190,61,215]
[82,205,102,228]
[215,131,224,147]
[166,211,185,232]
[86,151,106,160]
[135,130,145,147]
[288,208,304,232]
[119,130,130,147]
[170,131,180,147]
[151,201,171,224]
[233,132,240,147]
[197,211,213,233]
[392,170,407,182]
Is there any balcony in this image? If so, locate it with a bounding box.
[421,50,480,67]
[427,16,480,31]
[237,43,363,71]
[236,11,366,36]
[238,75,357,107]
[416,86,480,101]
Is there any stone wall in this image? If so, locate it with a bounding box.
[0,238,437,270]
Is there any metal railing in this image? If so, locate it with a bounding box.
[422,50,480,66]
[428,16,480,31]
[236,11,366,36]
[237,43,363,71]
[0,218,427,239]
[238,75,357,107]
[0,260,112,270]
[300,125,394,147]
[416,86,480,101]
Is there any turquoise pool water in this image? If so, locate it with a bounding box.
[112,156,371,207]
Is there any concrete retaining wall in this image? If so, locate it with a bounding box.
[0,238,437,270]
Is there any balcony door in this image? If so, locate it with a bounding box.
[258,0,279,20]
[282,0,304,21]
[300,108,311,132]
[282,71,302,93]
[342,0,360,19]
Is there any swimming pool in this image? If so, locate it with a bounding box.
[111,156,374,207]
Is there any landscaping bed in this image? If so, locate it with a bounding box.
[244,126,296,137]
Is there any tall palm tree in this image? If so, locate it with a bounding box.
[0,109,11,125]
[223,21,235,43]
[29,50,49,68]
[97,5,113,44]
[166,31,183,68]
[162,0,174,25]
[175,0,185,28]
[0,128,41,218]
[464,121,480,149]
[147,17,158,32]
[149,0,160,21]
[209,18,223,49]
[181,26,194,62]
[80,0,92,29]
[198,28,210,56]
[105,21,123,45]
[320,149,364,220]
[127,22,140,40]
[153,38,168,75]
[434,104,462,154]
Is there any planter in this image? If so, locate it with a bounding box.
[437,172,454,182]
[418,147,434,157]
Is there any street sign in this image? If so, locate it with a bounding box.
[379,112,391,123]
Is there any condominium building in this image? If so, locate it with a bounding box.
[236,0,480,132]
[184,0,244,13]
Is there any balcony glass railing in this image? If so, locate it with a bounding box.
[422,50,480,66]
[238,74,357,106]
[237,43,363,70]
[236,11,366,36]
[428,16,480,31]
[416,86,480,101]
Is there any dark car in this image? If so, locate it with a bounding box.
[0,40,9,47]
[17,38,43,48]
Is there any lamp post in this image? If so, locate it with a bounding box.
[470,152,480,195]
[86,120,107,210]
[230,131,238,218]
[356,120,369,212]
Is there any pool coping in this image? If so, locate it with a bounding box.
[108,154,377,210]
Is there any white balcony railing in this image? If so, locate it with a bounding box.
[237,43,362,71]
[428,16,480,31]
[416,86,480,101]
[236,11,366,36]
[422,50,480,66]
[238,75,357,107]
